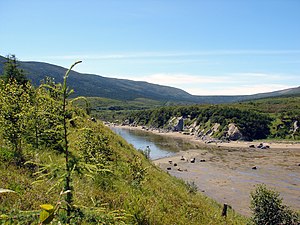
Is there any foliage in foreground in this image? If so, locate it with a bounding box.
[250,184,299,225]
[0,56,247,224]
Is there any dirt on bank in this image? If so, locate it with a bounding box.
[114,125,300,216]
[154,147,300,216]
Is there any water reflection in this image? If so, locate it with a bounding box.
[111,127,198,160]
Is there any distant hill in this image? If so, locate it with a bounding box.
[0,55,299,103]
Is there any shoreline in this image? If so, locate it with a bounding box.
[109,124,300,216]
[111,124,300,150]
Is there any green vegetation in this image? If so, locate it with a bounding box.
[114,105,272,140]
[110,95,300,141]
[250,184,299,225]
[1,55,28,86]
[0,56,248,224]
[74,97,163,122]
[1,55,299,104]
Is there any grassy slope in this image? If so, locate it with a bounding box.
[0,120,247,224]
[231,96,300,114]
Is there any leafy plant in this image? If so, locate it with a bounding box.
[129,155,148,188]
[0,80,32,163]
[250,184,299,225]
[138,146,151,159]
[0,188,16,194]
[186,181,198,195]
[1,55,28,85]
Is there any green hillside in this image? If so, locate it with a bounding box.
[0,55,200,104]
[1,55,299,104]
[0,59,247,224]
[111,95,300,141]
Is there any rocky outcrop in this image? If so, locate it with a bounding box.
[169,117,184,131]
[293,121,298,133]
[174,117,184,131]
[226,123,243,141]
[292,121,299,138]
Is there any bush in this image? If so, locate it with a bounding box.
[186,181,198,194]
[250,184,299,225]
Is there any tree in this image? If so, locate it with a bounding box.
[0,80,32,163]
[1,55,28,85]
[27,61,83,223]
[250,184,299,225]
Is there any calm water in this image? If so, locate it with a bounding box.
[111,127,198,160]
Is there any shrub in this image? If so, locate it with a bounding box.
[186,181,198,194]
[250,184,299,225]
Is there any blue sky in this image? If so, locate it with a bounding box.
[1,0,300,95]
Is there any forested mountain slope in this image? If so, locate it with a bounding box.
[116,96,300,141]
[1,55,299,104]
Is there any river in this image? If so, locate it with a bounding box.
[111,126,198,159]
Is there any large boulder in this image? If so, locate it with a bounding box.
[226,123,243,140]
[174,117,184,131]
[292,121,299,137]
[169,117,184,131]
[293,121,298,133]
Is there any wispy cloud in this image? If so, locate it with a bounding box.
[228,72,292,81]
[231,73,300,85]
[39,49,300,61]
[188,84,294,96]
[118,72,297,86]
[130,73,230,85]
[114,72,298,96]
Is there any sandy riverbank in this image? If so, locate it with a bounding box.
[113,125,300,150]
[111,125,300,216]
[154,148,300,216]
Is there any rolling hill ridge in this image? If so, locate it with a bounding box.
[0,55,299,104]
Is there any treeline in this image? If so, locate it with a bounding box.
[126,105,272,140]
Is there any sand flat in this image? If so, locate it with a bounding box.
[154,147,300,216]
[111,125,300,216]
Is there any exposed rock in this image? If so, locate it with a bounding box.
[226,123,243,141]
[292,121,299,135]
[257,143,264,148]
[205,123,220,136]
[175,117,184,131]
[169,117,184,131]
[256,143,270,149]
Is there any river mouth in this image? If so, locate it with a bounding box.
[111,126,300,216]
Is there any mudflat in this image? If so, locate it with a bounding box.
[113,125,300,216]
[154,146,300,216]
